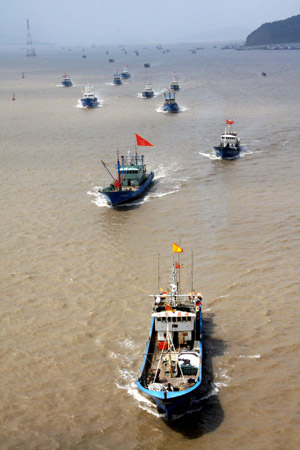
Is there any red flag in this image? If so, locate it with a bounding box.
[135,134,154,147]
[226,119,234,125]
[176,263,181,269]
[173,243,183,253]
[165,303,175,312]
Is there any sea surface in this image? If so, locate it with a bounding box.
[1,44,300,449]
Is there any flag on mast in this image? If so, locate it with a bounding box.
[173,243,183,253]
[135,133,154,147]
[226,119,234,124]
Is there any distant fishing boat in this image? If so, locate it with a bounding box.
[100,134,154,206]
[136,243,203,420]
[113,71,122,85]
[22,72,25,79]
[121,65,131,79]
[80,85,99,108]
[144,62,151,68]
[163,90,179,113]
[170,73,180,91]
[12,93,15,101]
[108,58,115,63]
[261,72,267,76]
[214,119,241,160]
[61,74,73,87]
[142,84,154,98]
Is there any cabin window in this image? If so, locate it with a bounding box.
[188,317,191,322]
[172,317,176,323]
[168,317,171,322]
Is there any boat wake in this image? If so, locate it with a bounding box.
[116,368,161,418]
[156,105,188,113]
[199,150,223,160]
[87,188,111,208]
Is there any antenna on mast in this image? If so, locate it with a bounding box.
[157,253,160,292]
[191,250,194,292]
[26,19,36,57]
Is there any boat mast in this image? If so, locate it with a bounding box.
[117,151,122,190]
[101,160,116,182]
[157,252,160,292]
[191,250,194,292]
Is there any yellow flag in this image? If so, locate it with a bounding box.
[173,243,183,253]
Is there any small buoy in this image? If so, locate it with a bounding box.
[12,93,15,101]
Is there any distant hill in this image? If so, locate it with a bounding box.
[245,15,300,46]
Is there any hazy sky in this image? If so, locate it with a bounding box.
[0,0,299,45]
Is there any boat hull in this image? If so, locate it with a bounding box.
[80,98,99,108]
[142,91,154,98]
[121,73,130,79]
[214,145,240,160]
[137,308,203,420]
[62,80,73,87]
[101,172,154,206]
[113,79,122,85]
[163,102,179,113]
[170,84,179,91]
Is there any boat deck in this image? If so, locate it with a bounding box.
[146,335,199,391]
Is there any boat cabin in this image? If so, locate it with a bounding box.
[220,132,239,147]
[118,155,146,187]
[153,310,196,346]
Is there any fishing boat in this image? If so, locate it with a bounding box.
[108,58,115,63]
[214,119,241,160]
[80,85,99,108]
[144,62,151,68]
[163,90,179,113]
[170,74,180,91]
[136,243,203,420]
[113,71,122,85]
[121,65,131,79]
[61,74,73,87]
[100,134,154,206]
[142,84,154,98]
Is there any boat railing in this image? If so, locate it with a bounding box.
[119,155,145,166]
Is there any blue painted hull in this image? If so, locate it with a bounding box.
[81,97,99,108]
[142,91,154,98]
[214,146,240,160]
[163,102,179,113]
[113,79,122,85]
[170,84,179,90]
[136,309,203,420]
[121,73,130,79]
[101,172,154,206]
[62,80,72,87]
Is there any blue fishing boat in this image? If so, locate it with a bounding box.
[136,244,203,420]
[144,62,151,68]
[170,74,180,91]
[61,74,73,87]
[142,84,154,98]
[163,90,179,113]
[100,134,154,206]
[80,85,99,108]
[214,119,241,160]
[113,71,122,85]
[121,65,131,79]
